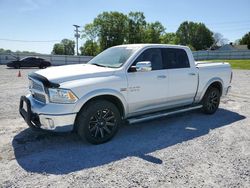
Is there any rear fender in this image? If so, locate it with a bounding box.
[195,77,223,103]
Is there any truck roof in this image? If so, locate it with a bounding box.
[114,43,188,49]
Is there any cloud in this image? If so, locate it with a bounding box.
[19,0,39,12]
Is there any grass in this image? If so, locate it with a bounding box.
[200,59,250,70]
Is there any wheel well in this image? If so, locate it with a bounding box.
[208,81,222,96]
[73,95,125,132]
[80,95,125,118]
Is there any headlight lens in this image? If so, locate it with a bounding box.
[48,88,78,103]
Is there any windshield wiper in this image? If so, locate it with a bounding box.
[90,63,117,68]
[90,63,107,67]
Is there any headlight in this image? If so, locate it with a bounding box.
[48,88,78,103]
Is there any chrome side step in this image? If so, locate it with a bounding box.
[127,105,203,124]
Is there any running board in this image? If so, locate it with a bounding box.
[127,105,203,124]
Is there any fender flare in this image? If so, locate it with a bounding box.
[73,89,128,117]
[196,77,224,102]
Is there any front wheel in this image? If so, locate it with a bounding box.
[202,87,220,114]
[76,100,121,144]
[14,64,20,69]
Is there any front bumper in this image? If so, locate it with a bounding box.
[19,95,76,132]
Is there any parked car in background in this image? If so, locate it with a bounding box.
[7,57,51,69]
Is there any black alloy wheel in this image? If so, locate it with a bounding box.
[88,108,117,139]
[76,100,121,144]
[202,87,220,114]
[14,64,20,69]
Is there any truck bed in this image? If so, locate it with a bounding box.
[195,61,230,68]
[194,61,232,102]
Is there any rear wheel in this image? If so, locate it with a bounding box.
[76,100,121,144]
[202,87,220,114]
[14,64,20,69]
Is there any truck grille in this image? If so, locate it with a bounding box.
[33,93,46,103]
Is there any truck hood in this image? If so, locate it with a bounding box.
[34,64,116,83]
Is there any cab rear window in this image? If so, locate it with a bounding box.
[162,48,190,69]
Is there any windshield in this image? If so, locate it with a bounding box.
[87,46,138,68]
[20,57,32,61]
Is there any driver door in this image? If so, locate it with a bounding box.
[21,57,33,67]
[126,48,168,116]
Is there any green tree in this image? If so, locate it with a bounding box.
[82,23,98,41]
[127,12,147,43]
[0,48,13,53]
[61,39,75,55]
[160,32,180,44]
[92,11,128,51]
[239,32,250,49]
[52,39,75,55]
[176,21,214,50]
[144,21,165,43]
[80,40,100,56]
[52,44,64,55]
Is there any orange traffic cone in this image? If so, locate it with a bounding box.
[17,70,21,77]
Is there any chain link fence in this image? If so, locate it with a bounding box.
[193,50,250,61]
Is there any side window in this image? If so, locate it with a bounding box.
[29,58,36,62]
[133,48,163,71]
[162,48,190,69]
[38,58,43,62]
[23,57,32,62]
[177,50,190,68]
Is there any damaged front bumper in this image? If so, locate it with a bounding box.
[19,95,77,132]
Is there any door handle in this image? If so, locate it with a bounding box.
[157,75,166,79]
[189,73,196,76]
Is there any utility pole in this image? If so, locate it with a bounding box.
[73,24,80,55]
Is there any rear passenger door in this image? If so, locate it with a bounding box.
[162,48,198,107]
[26,57,37,67]
[21,58,32,67]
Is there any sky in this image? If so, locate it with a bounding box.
[0,0,250,54]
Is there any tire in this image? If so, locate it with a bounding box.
[202,87,220,114]
[14,64,20,69]
[76,100,121,144]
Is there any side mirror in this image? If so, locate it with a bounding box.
[135,61,152,72]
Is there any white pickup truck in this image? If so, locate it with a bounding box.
[19,44,232,144]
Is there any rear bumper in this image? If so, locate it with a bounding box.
[19,95,76,132]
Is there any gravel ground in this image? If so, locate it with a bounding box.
[0,65,249,188]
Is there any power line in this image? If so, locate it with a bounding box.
[0,20,248,45]
[0,27,249,44]
[0,38,61,43]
